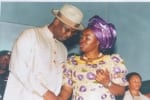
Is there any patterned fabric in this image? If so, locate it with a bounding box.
[63,54,128,100]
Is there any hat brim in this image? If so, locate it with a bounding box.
[52,9,84,31]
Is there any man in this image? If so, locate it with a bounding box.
[0,50,11,100]
[3,4,84,100]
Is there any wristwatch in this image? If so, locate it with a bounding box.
[107,81,112,87]
[104,81,112,88]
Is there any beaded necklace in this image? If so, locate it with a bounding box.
[81,53,103,62]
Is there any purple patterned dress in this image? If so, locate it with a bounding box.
[63,54,128,100]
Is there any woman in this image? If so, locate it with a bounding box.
[58,15,128,100]
[123,72,150,100]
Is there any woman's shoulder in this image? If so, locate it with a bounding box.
[103,54,125,63]
[102,53,122,60]
[111,54,124,62]
[68,54,80,60]
[123,90,132,100]
[140,92,150,100]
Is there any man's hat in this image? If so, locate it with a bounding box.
[0,50,11,57]
[52,4,84,30]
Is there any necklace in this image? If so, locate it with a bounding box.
[82,53,103,62]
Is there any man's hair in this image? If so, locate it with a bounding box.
[0,50,11,57]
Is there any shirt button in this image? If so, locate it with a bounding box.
[53,60,56,63]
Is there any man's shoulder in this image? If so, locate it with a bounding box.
[15,27,37,44]
[18,25,48,38]
[20,27,36,36]
[21,25,46,34]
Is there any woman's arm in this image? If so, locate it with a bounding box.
[58,85,73,100]
[106,81,125,95]
[96,69,125,96]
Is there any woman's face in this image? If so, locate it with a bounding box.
[79,28,99,53]
[128,75,142,91]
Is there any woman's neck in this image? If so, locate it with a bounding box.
[130,89,140,96]
[82,51,103,61]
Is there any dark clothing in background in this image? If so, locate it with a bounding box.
[0,71,9,100]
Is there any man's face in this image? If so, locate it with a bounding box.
[54,19,77,41]
[0,55,10,70]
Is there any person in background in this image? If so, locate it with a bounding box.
[3,4,84,100]
[58,15,128,100]
[0,50,11,100]
[123,72,150,100]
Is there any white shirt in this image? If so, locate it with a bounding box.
[3,25,67,100]
[123,90,150,100]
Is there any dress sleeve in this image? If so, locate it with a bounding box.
[109,54,128,86]
[62,56,74,88]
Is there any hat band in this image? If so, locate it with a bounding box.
[57,12,80,28]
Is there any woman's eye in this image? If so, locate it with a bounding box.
[86,36,91,40]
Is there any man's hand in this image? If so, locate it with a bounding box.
[43,90,58,100]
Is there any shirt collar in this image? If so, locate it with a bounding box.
[42,25,54,39]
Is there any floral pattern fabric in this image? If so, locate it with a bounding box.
[63,54,128,100]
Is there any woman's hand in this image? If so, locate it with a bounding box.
[95,69,110,86]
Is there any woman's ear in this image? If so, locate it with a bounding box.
[97,40,100,46]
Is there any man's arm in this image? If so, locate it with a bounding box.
[43,90,58,100]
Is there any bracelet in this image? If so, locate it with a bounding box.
[104,81,112,88]
[107,81,112,87]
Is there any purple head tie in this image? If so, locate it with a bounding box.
[88,15,117,52]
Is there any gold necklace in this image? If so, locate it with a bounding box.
[82,53,103,62]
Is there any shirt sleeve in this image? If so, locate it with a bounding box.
[109,54,128,86]
[9,28,48,96]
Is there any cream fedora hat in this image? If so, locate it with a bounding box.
[52,4,84,30]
